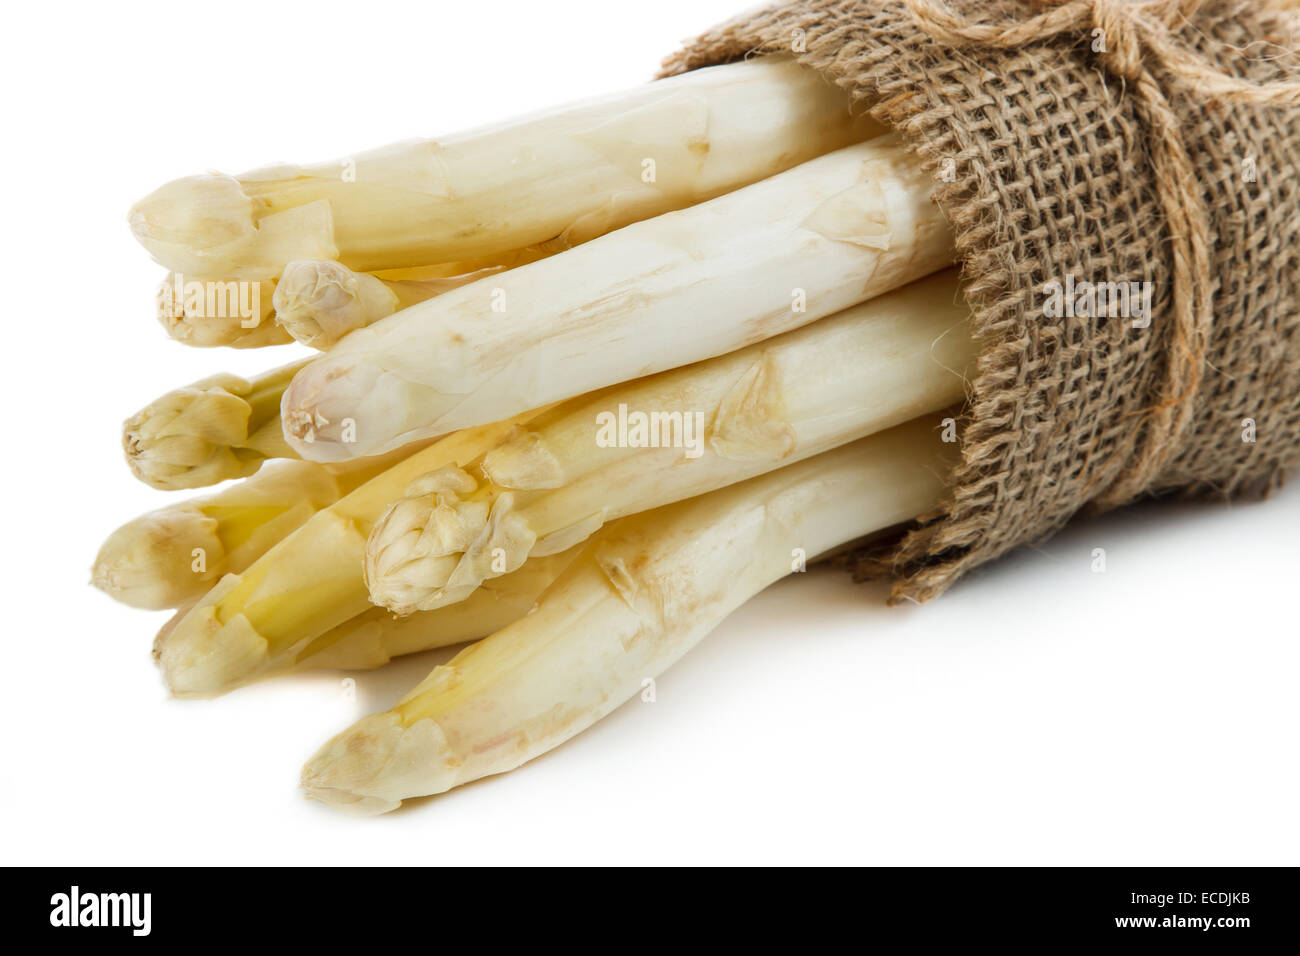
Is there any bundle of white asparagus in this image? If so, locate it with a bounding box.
[98,58,969,813]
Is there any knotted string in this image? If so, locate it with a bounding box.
[903,0,1300,506]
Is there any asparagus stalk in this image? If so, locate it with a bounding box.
[157,275,291,348]
[154,413,542,697]
[302,419,955,813]
[129,59,880,279]
[285,551,576,670]
[281,134,955,462]
[123,360,309,490]
[373,247,549,281]
[92,449,415,610]
[273,260,506,349]
[149,549,577,673]
[365,271,972,614]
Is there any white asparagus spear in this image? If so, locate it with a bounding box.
[272,259,507,349]
[123,360,309,490]
[302,419,956,813]
[149,549,578,673]
[287,550,577,670]
[94,460,363,610]
[364,271,973,614]
[281,134,955,462]
[129,59,880,279]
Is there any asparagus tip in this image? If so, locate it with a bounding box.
[156,603,271,697]
[364,467,531,614]
[129,173,257,268]
[92,509,222,610]
[273,260,396,349]
[122,379,260,490]
[300,713,459,815]
[280,359,381,462]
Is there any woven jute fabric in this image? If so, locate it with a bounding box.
[661,0,1300,602]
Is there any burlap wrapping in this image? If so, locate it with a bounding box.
[661,0,1300,602]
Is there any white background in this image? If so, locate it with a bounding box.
[2,0,1296,865]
